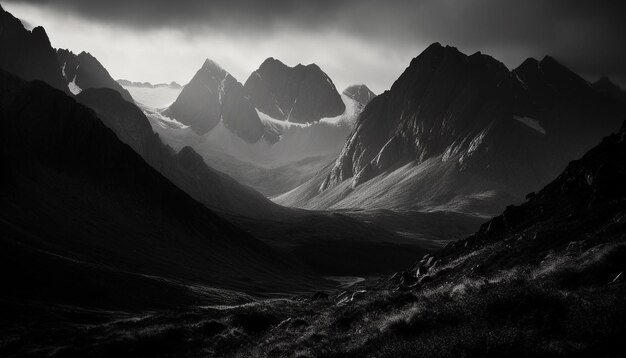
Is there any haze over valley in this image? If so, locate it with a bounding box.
[1,1,625,356]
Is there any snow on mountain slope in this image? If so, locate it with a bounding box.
[56,49,133,102]
[67,72,82,95]
[144,89,368,195]
[277,43,625,216]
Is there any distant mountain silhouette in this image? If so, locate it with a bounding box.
[0,5,67,91]
[244,57,345,123]
[118,79,182,89]
[593,77,626,105]
[343,84,376,108]
[277,43,625,215]
[56,49,133,101]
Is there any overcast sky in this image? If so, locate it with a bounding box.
[4,0,625,93]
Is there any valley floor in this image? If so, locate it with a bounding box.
[2,244,624,358]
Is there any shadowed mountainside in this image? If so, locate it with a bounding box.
[76,87,283,218]
[0,71,323,312]
[0,5,67,92]
[57,49,133,101]
[6,119,624,357]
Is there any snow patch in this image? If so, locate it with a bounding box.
[144,108,189,130]
[256,109,308,130]
[67,65,81,95]
[514,116,546,134]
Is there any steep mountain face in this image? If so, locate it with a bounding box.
[165,59,265,142]
[343,84,376,108]
[76,87,282,218]
[244,57,345,124]
[56,49,133,101]
[0,71,308,310]
[0,5,66,91]
[279,43,624,215]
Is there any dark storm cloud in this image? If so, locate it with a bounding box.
[5,0,626,84]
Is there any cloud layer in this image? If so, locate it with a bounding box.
[4,0,626,90]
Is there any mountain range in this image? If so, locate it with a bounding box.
[276,43,625,216]
[1,3,626,356]
[0,3,433,285]
[149,57,375,196]
[117,79,182,89]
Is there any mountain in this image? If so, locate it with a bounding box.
[164,59,265,142]
[56,48,133,101]
[118,79,182,89]
[244,57,345,124]
[0,4,67,91]
[75,87,282,218]
[343,84,376,108]
[0,70,320,312]
[17,118,625,357]
[151,60,370,196]
[277,43,625,215]
[592,77,626,105]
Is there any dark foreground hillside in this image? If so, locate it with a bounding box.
[0,70,330,315]
[3,119,624,357]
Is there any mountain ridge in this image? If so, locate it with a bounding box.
[244,57,345,124]
[277,43,625,216]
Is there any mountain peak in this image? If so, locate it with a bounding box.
[166,60,265,141]
[244,57,345,123]
[201,58,225,74]
[0,8,67,91]
[343,84,376,107]
[31,26,52,44]
[424,42,444,52]
[259,57,284,69]
[592,76,626,104]
[594,76,622,91]
[516,57,540,72]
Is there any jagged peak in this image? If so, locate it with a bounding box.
[201,58,225,73]
[515,57,540,72]
[258,57,286,70]
[538,55,576,76]
[468,51,509,72]
[540,55,559,65]
[258,57,322,73]
[424,42,444,52]
[57,48,75,56]
[31,26,51,43]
